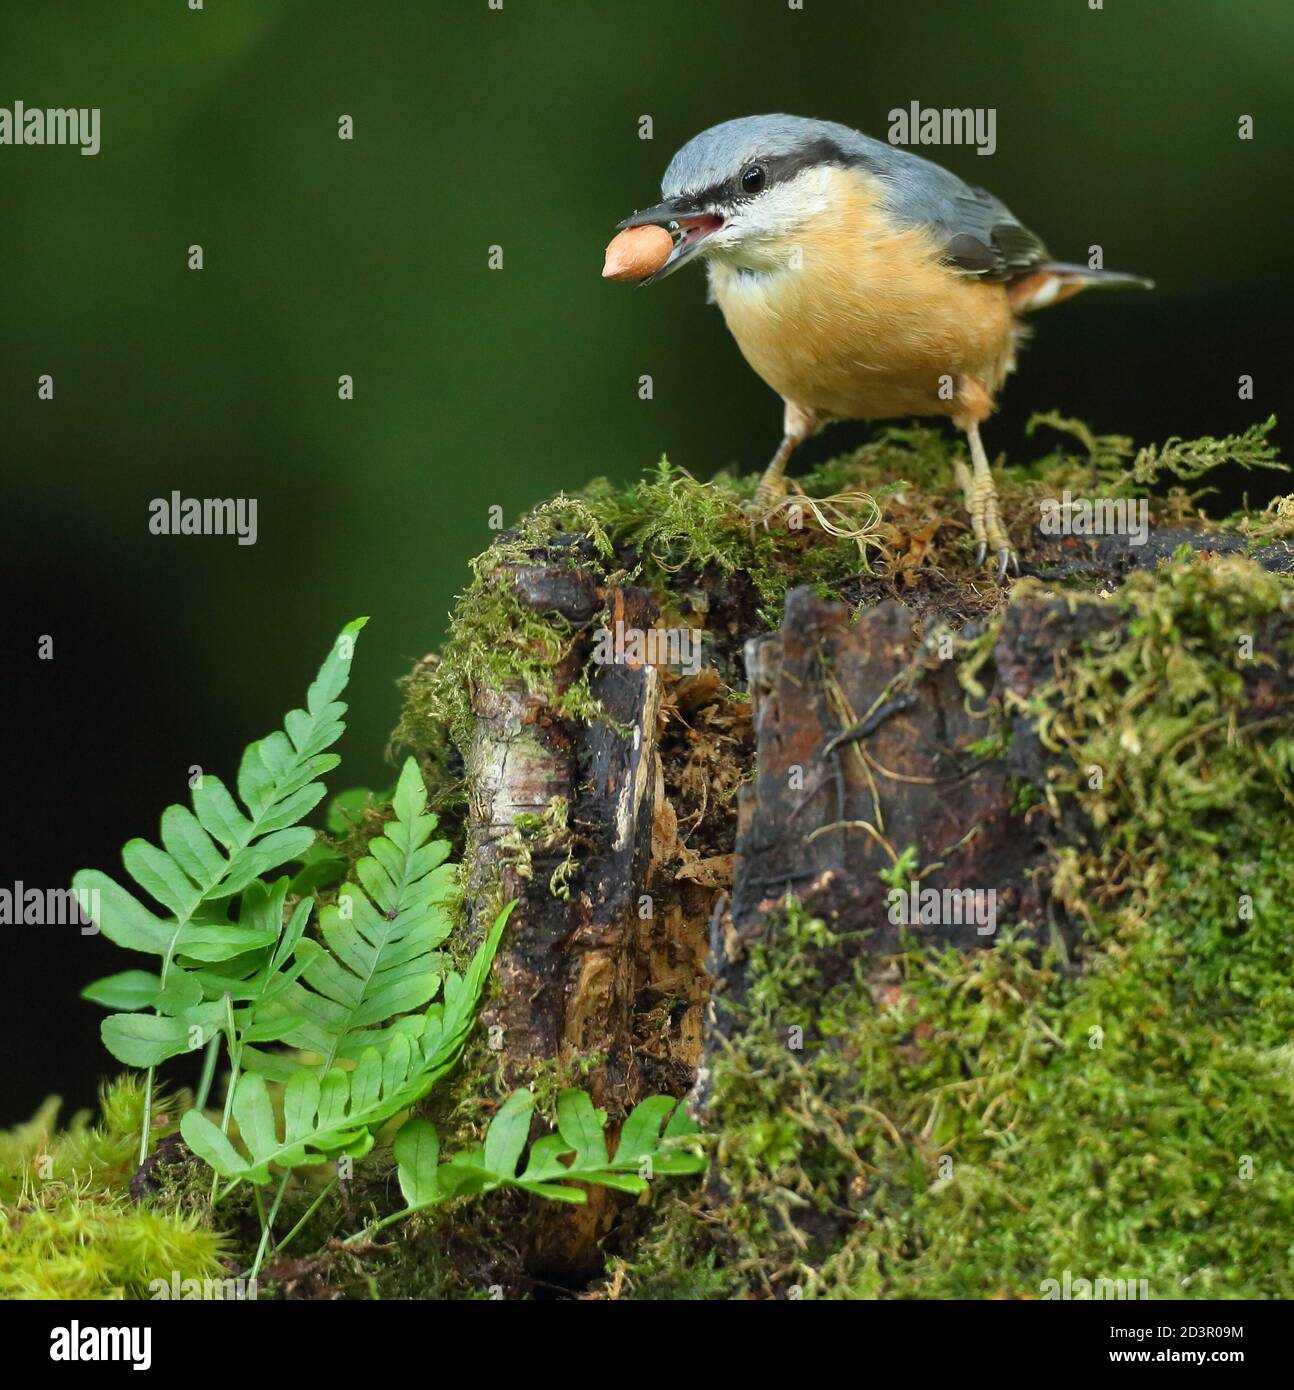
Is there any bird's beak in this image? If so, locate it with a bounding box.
[616,199,725,285]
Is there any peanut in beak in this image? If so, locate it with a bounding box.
[602,224,674,282]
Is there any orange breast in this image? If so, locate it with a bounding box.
[708,167,1018,423]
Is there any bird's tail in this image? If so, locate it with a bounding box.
[1009,261,1155,314]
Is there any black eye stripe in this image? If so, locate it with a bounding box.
[681,137,861,209]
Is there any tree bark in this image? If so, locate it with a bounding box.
[457,521,1293,1273]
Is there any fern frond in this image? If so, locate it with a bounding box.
[179,902,514,1182]
[77,619,367,1067]
[390,1088,706,1214]
[247,758,456,1072]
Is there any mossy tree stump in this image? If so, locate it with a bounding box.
[393,419,1294,1286]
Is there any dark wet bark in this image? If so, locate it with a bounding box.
[459,520,1287,1272]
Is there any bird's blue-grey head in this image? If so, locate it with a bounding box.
[618,114,874,283]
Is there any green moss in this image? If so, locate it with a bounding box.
[628,846,1294,1300]
[498,794,575,900]
[0,1079,232,1299]
[1,1076,163,1205]
[389,656,468,827]
[964,729,1011,761]
[398,419,1288,788]
[1010,778,1044,816]
[624,549,1294,1301]
[1026,411,1284,494]
[0,1191,231,1300]
[429,553,607,755]
[579,458,885,608]
[1001,553,1294,909]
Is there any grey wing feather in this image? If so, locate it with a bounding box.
[845,130,1051,282]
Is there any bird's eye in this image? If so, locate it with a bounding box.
[740,163,766,194]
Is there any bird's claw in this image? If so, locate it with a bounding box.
[978,542,1020,583]
[977,544,1016,582]
[743,474,791,524]
[959,464,1017,582]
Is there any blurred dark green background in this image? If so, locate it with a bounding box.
[4,0,1292,1115]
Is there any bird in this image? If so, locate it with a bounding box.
[615,114,1153,578]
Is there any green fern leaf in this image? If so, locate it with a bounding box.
[556,1089,609,1168]
[613,1095,676,1163]
[99,1014,194,1069]
[249,757,458,1070]
[394,1115,440,1208]
[482,1088,535,1177]
[389,1088,706,1218]
[78,619,367,1066]
[179,900,514,1182]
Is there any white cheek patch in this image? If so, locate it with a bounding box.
[744,167,838,240]
[709,166,845,271]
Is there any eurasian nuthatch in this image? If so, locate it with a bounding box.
[617,114,1152,577]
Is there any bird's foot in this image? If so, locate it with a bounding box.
[960,468,1018,582]
[742,472,791,522]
